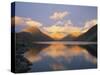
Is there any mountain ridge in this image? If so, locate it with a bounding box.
[16,24,97,42]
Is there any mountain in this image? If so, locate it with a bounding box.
[14,27,52,72]
[15,26,52,59]
[75,25,97,42]
[16,26,54,43]
[61,25,97,41]
[15,24,97,43]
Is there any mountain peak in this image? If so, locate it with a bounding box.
[22,26,41,34]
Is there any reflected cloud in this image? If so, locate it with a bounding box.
[24,49,42,63]
[40,44,97,64]
[23,43,97,71]
[23,43,97,65]
[51,63,65,70]
[41,44,67,58]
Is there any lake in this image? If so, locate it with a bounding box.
[23,42,97,72]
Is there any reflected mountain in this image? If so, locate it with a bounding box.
[15,26,53,54]
[80,45,97,57]
[23,44,50,63]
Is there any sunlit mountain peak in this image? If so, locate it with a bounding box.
[22,26,39,33]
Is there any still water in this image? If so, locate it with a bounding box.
[23,42,97,72]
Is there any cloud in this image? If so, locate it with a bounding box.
[84,19,97,28]
[12,16,97,38]
[42,19,97,40]
[42,25,68,40]
[41,44,97,64]
[64,20,73,26]
[51,63,65,70]
[24,49,42,63]
[82,19,97,33]
[50,11,69,20]
[11,16,43,32]
[11,16,24,26]
[25,19,42,27]
[11,16,42,27]
[42,20,82,40]
[65,26,82,37]
[42,44,67,58]
[41,44,85,58]
[23,19,42,32]
[64,20,82,37]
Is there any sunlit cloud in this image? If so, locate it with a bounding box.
[12,16,43,32]
[22,19,43,33]
[64,21,82,37]
[42,21,82,40]
[12,16,42,27]
[50,11,69,20]
[11,16,24,26]
[84,19,97,28]
[42,19,97,40]
[42,25,68,40]
[82,19,97,33]
[13,16,97,39]
[25,19,42,27]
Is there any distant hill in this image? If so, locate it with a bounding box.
[75,25,97,42]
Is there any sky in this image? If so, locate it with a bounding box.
[11,2,97,39]
[13,2,97,25]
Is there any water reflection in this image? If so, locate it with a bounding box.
[24,43,97,72]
